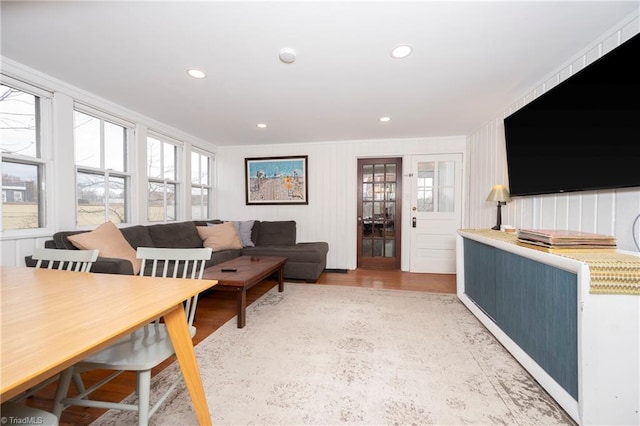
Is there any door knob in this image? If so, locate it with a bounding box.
[412,206,417,211]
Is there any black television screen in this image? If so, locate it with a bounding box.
[504,32,640,197]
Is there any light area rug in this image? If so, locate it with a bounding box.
[91,283,574,425]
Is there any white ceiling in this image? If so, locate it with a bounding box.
[1,1,637,147]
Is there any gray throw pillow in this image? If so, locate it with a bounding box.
[232,220,255,247]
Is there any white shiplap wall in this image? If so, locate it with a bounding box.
[3,13,638,268]
[0,58,466,270]
[216,136,466,271]
[466,16,640,252]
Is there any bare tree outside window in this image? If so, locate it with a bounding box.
[0,85,38,157]
[147,136,179,222]
[1,84,44,230]
[74,109,130,226]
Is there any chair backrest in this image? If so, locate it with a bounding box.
[136,247,213,326]
[32,248,99,272]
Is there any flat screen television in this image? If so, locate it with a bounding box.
[503,32,640,197]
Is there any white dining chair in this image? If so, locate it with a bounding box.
[9,248,99,404]
[52,247,213,426]
[32,247,99,272]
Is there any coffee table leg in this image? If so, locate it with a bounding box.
[278,266,284,292]
[237,289,246,328]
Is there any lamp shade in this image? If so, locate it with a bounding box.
[486,184,510,203]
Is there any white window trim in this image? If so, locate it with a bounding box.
[74,102,136,130]
[1,74,52,98]
[189,148,214,220]
[0,78,54,238]
[146,131,183,222]
[73,107,134,227]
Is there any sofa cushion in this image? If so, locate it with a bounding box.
[66,221,141,274]
[120,225,155,249]
[242,242,328,263]
[250,221,261,245]
[232,220,255,247]
[197,222,243,251]
[147,221,203,248]
[208,249,242,267]
[256,221,296,246]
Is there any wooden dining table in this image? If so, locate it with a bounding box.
[0,266,217,425]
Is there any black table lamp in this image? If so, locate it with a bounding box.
[486,184,510,230]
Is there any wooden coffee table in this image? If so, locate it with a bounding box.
[203,256,287,328]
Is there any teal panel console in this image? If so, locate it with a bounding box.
[457,230,640,426]
[463,239,496,320]
[463,238,577,399]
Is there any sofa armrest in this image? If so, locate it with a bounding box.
[24,255,134,275]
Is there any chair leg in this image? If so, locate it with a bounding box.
[72,372,86,395]
[52,368,74,418]
[136,370,151,426]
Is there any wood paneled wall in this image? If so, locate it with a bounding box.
[465,16,640,252]
[216,136,466,271]
[3,13,638,269]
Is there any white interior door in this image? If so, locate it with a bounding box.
[409,154,462,273]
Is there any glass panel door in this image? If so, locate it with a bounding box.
[357,158,402,270]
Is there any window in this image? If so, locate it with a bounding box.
[147,135,179,222]
[190,150,213,220]
[416,160,455,213]
[1,82,47,231]
[74,108,131,226]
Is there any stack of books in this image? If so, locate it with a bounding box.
[517,229,617,253]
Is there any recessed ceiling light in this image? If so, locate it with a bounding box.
[390,45,412,59]
[187,69,206,79]
[257,123,268,129]
[379,117,391,122]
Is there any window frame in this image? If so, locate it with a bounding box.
[146,132,182,223]
[73,104,134,227]
[189,148,214,220]
[0,76,52,235]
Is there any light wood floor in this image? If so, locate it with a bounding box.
[24,269,456,426]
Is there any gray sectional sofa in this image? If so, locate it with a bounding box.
[27,220,329,282]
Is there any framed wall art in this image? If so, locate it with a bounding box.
[245,155,308,205]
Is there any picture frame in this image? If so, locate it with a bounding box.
[245,155,308,205]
